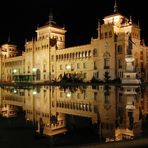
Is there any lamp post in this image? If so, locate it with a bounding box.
[66,64,71,78]
[13,69,17,82]
[32,68,37,82]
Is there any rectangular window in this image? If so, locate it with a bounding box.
[93,72,99,79]
[109,31,112,38]
[118,45,122,53]
[105,32,108,38]
[94,92,97,101]
[52,65,54,72]
[104,59,110,69]
[43,74,46,79]
[43,64,46,72]
[84,73,86,79]
[60,65,63,70]
[28,66,30,73]
[83,63,86,69]
[118,60,122,68]
[105,94,109,104]
[77,63,80,69]
[94,61,97,70]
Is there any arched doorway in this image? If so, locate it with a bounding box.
[36,69,41,80]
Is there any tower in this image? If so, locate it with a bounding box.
[120,34,142,139]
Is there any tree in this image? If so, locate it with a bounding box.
[104,72,111,83]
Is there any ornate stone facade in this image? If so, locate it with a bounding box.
[0,3,148,83]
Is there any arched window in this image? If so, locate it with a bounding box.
[117,45,123,53]
[36,69,41,80]
[109,31,112,37]
[93,48,97,57]
[88,50,91,57]
[103,52,110,69]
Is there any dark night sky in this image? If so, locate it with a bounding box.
[0,0,147,50]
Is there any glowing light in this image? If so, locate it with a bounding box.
[32,67,37,72]
[33,90,37,95]
[66,64,71,70]
[66,92,71,97]
[13,89,17,93]
[13,69,17,73]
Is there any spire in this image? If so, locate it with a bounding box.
[114,0,118,13]
[129,16,132,24]
[98,19,101,39]
[49,10,54,24]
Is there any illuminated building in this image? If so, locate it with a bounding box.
[0,85,142,138]
[0,1,148,82]
[115,43,142,141]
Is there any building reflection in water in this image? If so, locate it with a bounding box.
[0,85,145,142]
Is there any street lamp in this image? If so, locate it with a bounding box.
[13,69,17,82]
[13,69,17,73]
[33,90,37,95]
[66,64,71,70]
[32,67,37,72]
[66,92,71,98]
[32,67,37,81]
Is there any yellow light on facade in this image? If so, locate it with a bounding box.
[13,89,17,93]
[66,64,71,70]
[66,92,71,97]
[13,69,17,73]
[32,67,37,72]
[33,90,37,95]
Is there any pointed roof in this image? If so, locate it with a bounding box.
[49,10,54,24]
[114,0,118,13]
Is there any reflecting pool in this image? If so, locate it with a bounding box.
[0,85,148,147]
